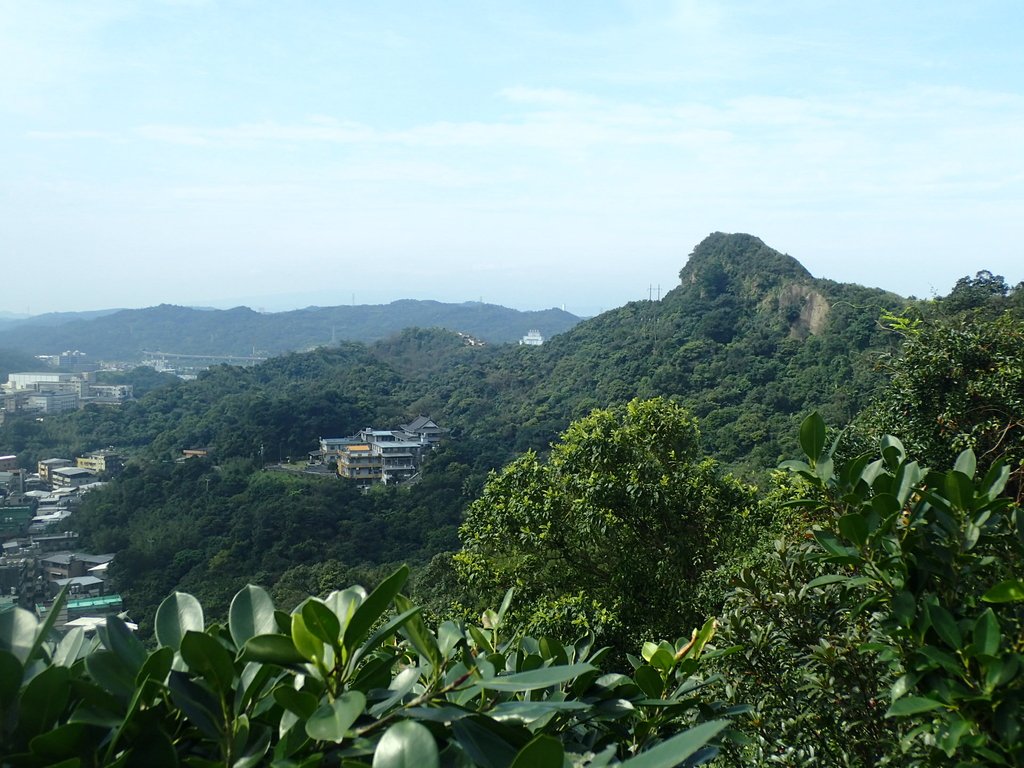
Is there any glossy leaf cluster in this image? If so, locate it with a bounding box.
[0,565,737,767]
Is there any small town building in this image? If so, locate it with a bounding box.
[398,416,449,445]
[39,552,114,582]
[50,467,98,489]
[75,450,123,475]
[38,458,73,484]
[27,392,78,414]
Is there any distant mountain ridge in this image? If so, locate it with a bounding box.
[0,300,581,359]
[0,308,124,333]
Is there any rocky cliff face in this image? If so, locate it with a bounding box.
[675,231,831,337]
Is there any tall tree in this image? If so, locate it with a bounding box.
[455,397,755,652]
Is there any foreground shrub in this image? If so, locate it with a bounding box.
[716,414,1024,766]
[0,566,739,767]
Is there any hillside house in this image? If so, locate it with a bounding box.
[316,416,448,487]
[75,450,123,475]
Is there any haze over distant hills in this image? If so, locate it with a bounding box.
[0,300,581,359]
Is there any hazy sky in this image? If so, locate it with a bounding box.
[2,1,1022,317]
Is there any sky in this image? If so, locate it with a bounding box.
[1,1,1022,317]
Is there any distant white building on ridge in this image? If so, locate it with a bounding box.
[520,329,544,346]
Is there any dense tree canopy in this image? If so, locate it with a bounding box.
[859,312,1024,502]
[455,398,755,653]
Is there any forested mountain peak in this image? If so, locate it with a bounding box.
[679,232,812,295]
[675,232,833,339]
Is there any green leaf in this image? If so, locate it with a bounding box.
[980,460,1010,500]
[0,650,22,703]
[892,591,916,627]
[437,621,463,660]
[814,456,835,482]
[301,598,342,648]
[953,449,977,479]
[274,686,319,718]
[870,493,901,517]
[927,603,962,649]
[892,461,922,507]
[880,435,906,467]
[916,645,961,675]
[104,616,147,674]
[168,670,222,739]
[806,574,849,588]
[838,513,868,547]
[0,607,38,664]
[119,728,177,767]
[28,721,96,762]
[944,471,974,511]
[496,587,515,623]
[53,627,86,668]
[325,587,364,633]
[971,608,1001,656]
[394,594,441,670]
[291,613,324,665]
[813,529,853,558]
[180,631,236,692]
[689,616,717,660]
[982,579,1024,603]
[17,664,71,737]
[234,724,272,768]
[509,734,563,768]
[343,565,409,654]
[306,690,366,743]
[84,650,137,700]
[620,719,728,767]
[647,647,675,673]
[860,458,886,488]
[481,663,594,692]
[30,585,70,665]
[239,633,306,666]
[799,412,827,461]
[229,584,277,648]
[633,664,663,698]
[373,720,440,768]
[886,696,946,716]
[155,591,204,651]
[137,645,174,686]
[488,700,590,724]
[939,716,971,757]
[778,459,813,475]
[350,606,422,670]
[467,625,493,654]
[451,715,522,768]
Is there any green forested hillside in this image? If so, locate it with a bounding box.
[3,234,1017,640]
[0,299,580,359]
[3,234,1023,767]
[1,235,914,628]
[416,233,906,473]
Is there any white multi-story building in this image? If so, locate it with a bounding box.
[520,329,544,346]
